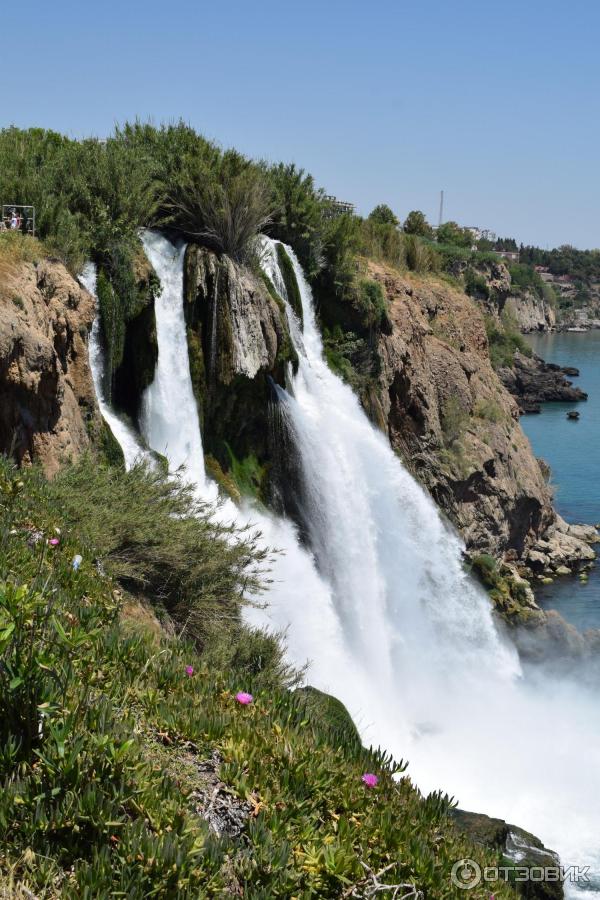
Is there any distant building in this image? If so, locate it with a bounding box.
[465,226,497,243]
[496,249,520,263]
[323,195,355,218]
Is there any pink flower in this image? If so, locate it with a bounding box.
[185,665,194,677]
[236,691,253,705]
[362,773,378,788]
[48,538,60,547]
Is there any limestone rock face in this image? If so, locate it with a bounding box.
[504,290,556,332]
[0,258,100,475]
[369,262,556,558]
[183,244,296,490]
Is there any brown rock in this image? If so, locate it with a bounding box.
[368,262,555,559]
[0,258,100,475]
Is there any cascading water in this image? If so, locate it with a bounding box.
[258,238,600,897]
[80,262,147,470]
[137,232,346,674]
[139,231,210,491]
[112,228,599,895]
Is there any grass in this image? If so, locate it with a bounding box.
[484,313,533,370]
[0,455,519,898]
[473,398,506,424]
[0,232,45,296]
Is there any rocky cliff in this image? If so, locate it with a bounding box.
[0,257,101,475]
[367,261,595,582]
[504,290,556,332]
[183,244,297,499]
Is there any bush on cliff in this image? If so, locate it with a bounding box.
[485,312,533,369]
[166,152,273,264]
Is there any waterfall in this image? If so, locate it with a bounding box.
[139,231,209,491]
[111,228,599,895]
[259,239,600,897]
[80,262,147,470]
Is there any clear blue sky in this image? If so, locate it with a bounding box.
[3,0,599,248]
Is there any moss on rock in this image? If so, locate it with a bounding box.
[469,553,539,622]
[96,240,160,425]
[97,418,126,468]
[276,242,303,326]
[186,327,207,427]
[294,686,362,749]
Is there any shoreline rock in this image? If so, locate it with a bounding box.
[500,352,587,414]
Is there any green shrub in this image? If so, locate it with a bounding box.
[367,203,399,226]
[441,397,469,446]
[473,398,505,423]
[484,313,532,369]
[508,262,545,299]
[268,162,325,278]
[355,278,388,328]
[465,269,490,300]
[44,456,270,649]
[405,233,438,273]
[167,156,273,264]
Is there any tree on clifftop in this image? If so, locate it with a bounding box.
[403,209,433,238]
[436,220,473,248]
[368,204,399,227]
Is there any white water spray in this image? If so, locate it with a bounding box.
[139,231,209,491]
[258,239,600,897]
[80,262,147,470]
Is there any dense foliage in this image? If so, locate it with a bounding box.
[520,243,600,282]
[0,457,517,898]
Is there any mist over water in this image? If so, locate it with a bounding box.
[93,232,600,896]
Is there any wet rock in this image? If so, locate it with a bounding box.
[451,808,563,900]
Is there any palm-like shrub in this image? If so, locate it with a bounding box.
[166,154,273,264]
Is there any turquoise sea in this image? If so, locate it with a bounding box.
[521,330,600,630]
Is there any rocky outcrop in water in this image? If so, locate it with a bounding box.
[500,352,588,413]
[0,257,100,475]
